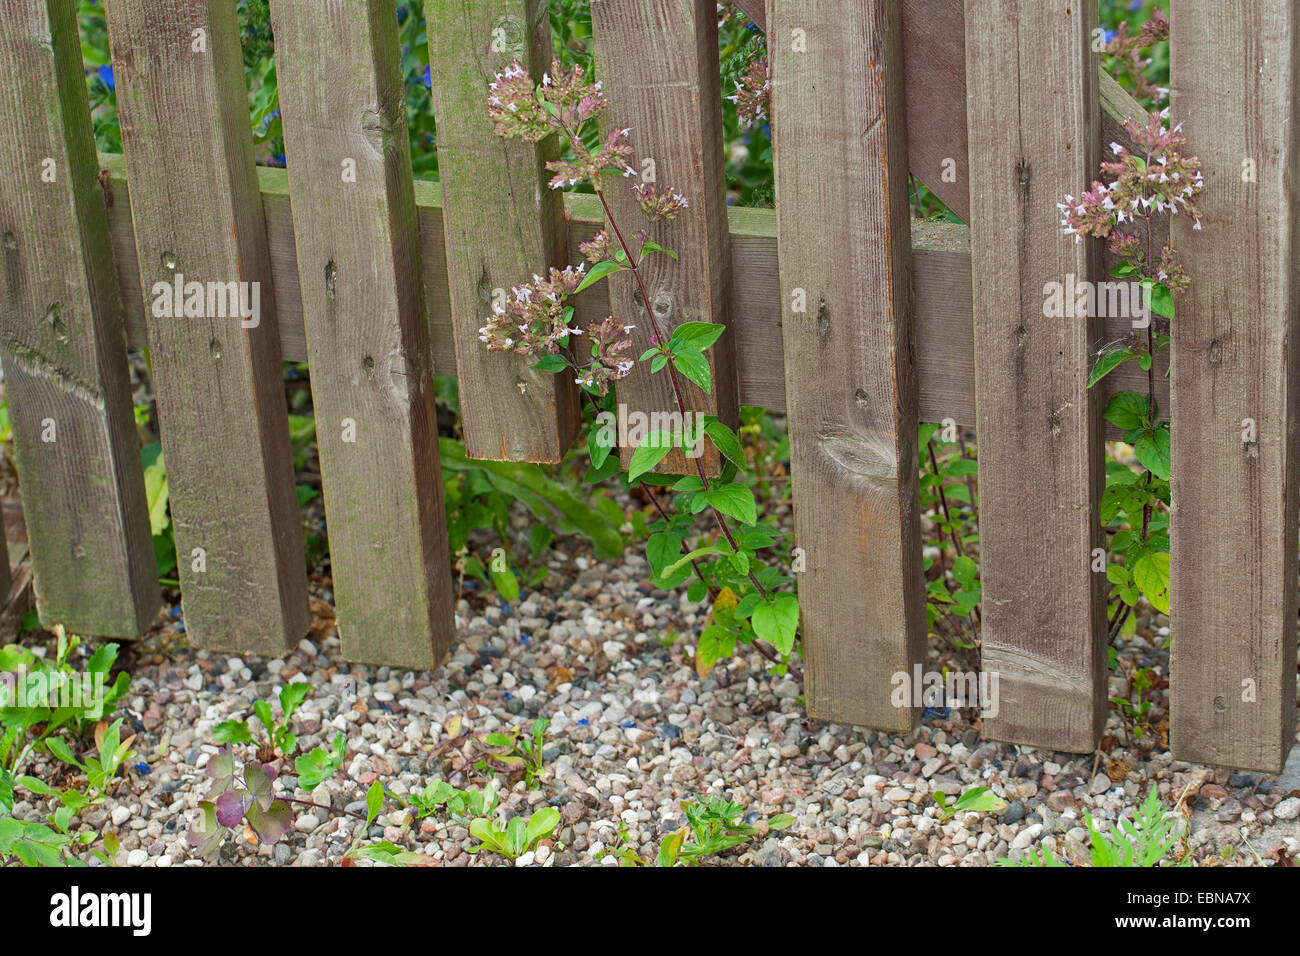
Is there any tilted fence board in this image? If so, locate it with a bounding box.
[270,0,455,669]
[1168,1,1299,773]
[0,0,157,636]
[427,0,579,463]
[965,0,1107,753]
[771,0,925,729]
[106,0,308,654]
[590,0,737,476]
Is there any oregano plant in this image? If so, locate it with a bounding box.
[1058,75,1204,636]
[482,60,800,677]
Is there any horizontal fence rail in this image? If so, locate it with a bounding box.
[0,0,1294,773]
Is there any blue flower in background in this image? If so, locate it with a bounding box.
[423,65,431,89]
[97,64,114,91]
[1103,28,1117,43]
[1128,0,1143,10]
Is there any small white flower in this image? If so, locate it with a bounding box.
[1110,142,1123,155]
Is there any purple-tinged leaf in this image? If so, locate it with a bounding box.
[245,762,277,811]
[214,790,252,827]
[246,799,292,845]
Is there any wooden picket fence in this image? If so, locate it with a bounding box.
[0,0,1294,773]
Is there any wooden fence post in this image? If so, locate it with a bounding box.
[770,0,925,729]
[427,0,580,463]
[0,0,158,637]
[106,0,309,655]
[590,0,737,476]
[270,0,456,668]
[1168,1,1299,772]
[965,0,1108,752]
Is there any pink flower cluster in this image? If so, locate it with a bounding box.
[488,60,603,142]
[576,317,635,394]
[479,265,586,354]
[729,56,769,127]
[579,230,617,264]
[1057,115,1204,247]
[487,59,635,190]
[633,183,689,222]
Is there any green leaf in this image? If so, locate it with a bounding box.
[587,419,614,470]
[695,625,736,675]
[704,420,746,470]
[1141,279,1174,319]
[1133,428,1171,481]
[628,429,677,483]
[526,806,560,846]
[366,780,385,827]
[638,240,679,261]
[672,321,726,351]
[44,737,80,770]
[768,813,796,831]
[140,443,170,537]
[1104,391,1149,431]
[751,593,799,656]
[279,682,312,721]
[1133,551,1171,614]
[953,786,1008,815]
[1088,347,1137,388]
[491,561,520,602]
[574,259,622,293]
[533,354,568,373]
[646,532,690,588]
[672,348,712,395]
[213,720,253,746]
[703,482,757,526]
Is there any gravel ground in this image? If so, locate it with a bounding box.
[10,530,1300,868]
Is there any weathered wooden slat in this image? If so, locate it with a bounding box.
[0,0,157,636]
[426,0,579,463]
[99,157,1166,434]
[106,0,308,655]
[590,0,737,475]
[270,0,455,669]
[965,0,1107,753]
[1168,2,1298,773]
[740,0,1166,228]
[770,0,924,729]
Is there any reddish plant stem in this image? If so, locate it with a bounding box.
[638,479,801,679]
[590,183,773,606]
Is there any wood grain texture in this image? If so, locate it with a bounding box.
[427,0,579,463]
[106,0,308,655]
[1168,1,1298,772]
[270,0,455,669]
[965,0,1107,753]
[590,0,737,475]
[770,0,925,729]
[0,0,157,637]
[99,157,1163,435]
